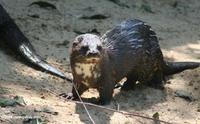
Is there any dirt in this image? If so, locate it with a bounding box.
[0,0,200,124]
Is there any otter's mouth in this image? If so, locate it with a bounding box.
[75,57,100,64]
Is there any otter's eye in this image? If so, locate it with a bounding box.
[73,42,78,47]
[97,45,102,51]
[81,46,89,52]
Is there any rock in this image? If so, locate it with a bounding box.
[175,90,193,102]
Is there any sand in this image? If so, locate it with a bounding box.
[0,0,200,123]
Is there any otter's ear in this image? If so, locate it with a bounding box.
[77,36,83,42]
[73,36,83,47]
[72,42,78,47]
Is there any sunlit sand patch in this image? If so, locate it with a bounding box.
[187,43,200,54]
[163,50,196,61]
[81,89,99,98]
[163,41,200,62]
[110,113,131,124]
[166,77,188,89]
[187,41,200,49]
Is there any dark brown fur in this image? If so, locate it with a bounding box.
[70,20,199,105]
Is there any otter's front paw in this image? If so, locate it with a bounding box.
[59,93,75,100]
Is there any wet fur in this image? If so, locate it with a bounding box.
[71,20,199,105]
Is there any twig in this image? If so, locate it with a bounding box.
[43,87,95,123]
[73,101,172,124]
[72,84,96,124]
[43,88,173,124]
[113,98,120,111]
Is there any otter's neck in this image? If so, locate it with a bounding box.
[73,58,101,87]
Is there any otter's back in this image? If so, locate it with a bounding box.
[102,19,164,81]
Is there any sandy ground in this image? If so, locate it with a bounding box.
[0,0,200,123]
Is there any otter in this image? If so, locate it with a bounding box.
[69,19,199,105]
[0,4,70,80]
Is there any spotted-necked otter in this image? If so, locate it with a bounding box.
[0,4,70,80]
[70,19,200,105]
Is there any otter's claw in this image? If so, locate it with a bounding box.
[59,93,74,101]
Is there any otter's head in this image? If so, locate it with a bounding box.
[71,34,103,63]
[70,34,103,86]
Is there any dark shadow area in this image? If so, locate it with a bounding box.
[75,103,113,124]
[114,86,167,111]
[74,85,167,124]
[0,40,19,60]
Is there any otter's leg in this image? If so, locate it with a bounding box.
[72,83,88,99]
[121,75,137,91]
[98,83,114,105]
[146,72,164,89]
[98,73,115,105]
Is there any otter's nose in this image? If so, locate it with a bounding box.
[86,50,99,56]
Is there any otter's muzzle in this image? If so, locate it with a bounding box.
[86,50,100,57]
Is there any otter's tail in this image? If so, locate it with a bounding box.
[0,4,72,81]
[19,44,68,80]
[163,62,200,76]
